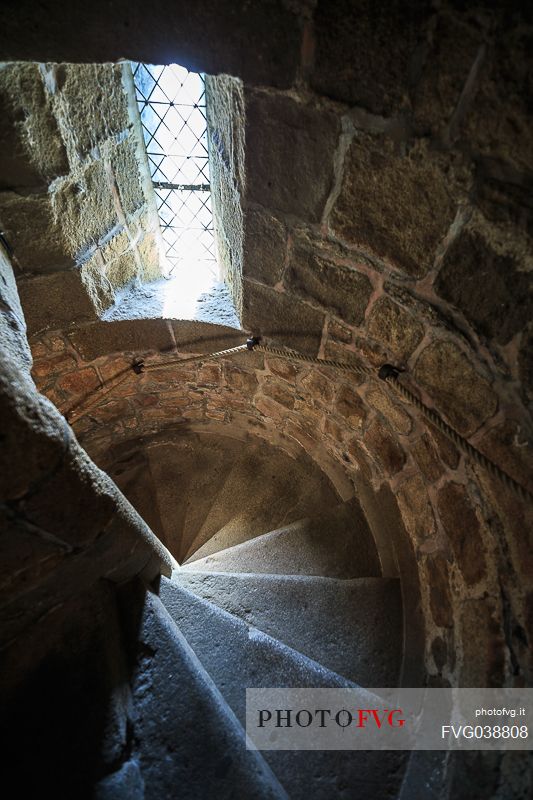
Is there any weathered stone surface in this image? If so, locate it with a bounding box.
[367,297,424,363]
[206,74,245,314]
[94,759,144,800]
[311,0,430,115]
[477,420,533,497]
[519,326,533,398]
[460,598,506,687]
[58,367,101,397]
[437,482,486,585]
[0,1,302,89]
[224,365,258,395]
[300,369,335,405]
[396,474,436,544]
[366,386,412,435]
[261,380,295,409]
[51,159,119,255]
[328,320,352,344]
[412,13,483,136]
[425,554,454,629]
[436,228,532,345]
[242,279,324,356]
[411,434,444,483]
[0,62,68,190]
[330,136,460,277]
[172,320,245,354]
[414,341,498,435]
[286,239,372,325]
[32,352,77,380]
[335,384,367,429]
[53,63,129,163]
[68,320,175,360]
[18,271,97,336]
[245,89,339,222]
[428,426,460,470]
[174,572,403,686]
[431,636,448,671]
[0,192,73,273]
[266,357,300,381]
[243,207,286,286]
[0,246,32,371]
[364,418,406,476]
[476,176,533,244]
[460,27,533,172]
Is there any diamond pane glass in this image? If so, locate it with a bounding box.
[132,62,215,272]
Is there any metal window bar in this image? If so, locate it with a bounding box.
[132,62,216,273]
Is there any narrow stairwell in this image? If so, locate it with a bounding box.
[111,466,409,799]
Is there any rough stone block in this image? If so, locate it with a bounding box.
[364,418,406,476]
[224,365,259,395]
[52,63,130,163]
[51,159,119,257]
[300,369,335,405]
[459,597,506,687]
[243,206,286,286]
[411,433,444,483]
[334,384,367,429]
[57,366,101,398]
[435,227,531,346]
[0,370,71,503]
[206,75,246,195]
[18,271,97,336]
[171,320,245,354]
[286,235,372,324]
[367,297,424,363]
[244,89,340,222]
[0,1,302,89]
[366,386,412,434]
[397,474,436,544]
[412,13,484,136]
[413,341,497,435]
[110,136,147,218]
[460,27,533,172]
[330,135,462,277]
[437,482,486,586]
[68,319,175,360]
[0,191,73,273]
[311,0,431,115]
[261,380,295,410]
[0,62,68,190]
[242,279,324,356]
[425,554,454,629]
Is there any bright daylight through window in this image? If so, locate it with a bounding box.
[109,62,239,325]
[132,63,215,273]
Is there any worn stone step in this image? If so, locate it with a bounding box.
[123,589,287,800]
[185,443,340,563]
[172,571,403,686]
[160,578,405,800]
[182,500,381,578]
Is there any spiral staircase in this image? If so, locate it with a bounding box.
[97,432,409,799]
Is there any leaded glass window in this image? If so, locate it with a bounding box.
[132,63,216,275]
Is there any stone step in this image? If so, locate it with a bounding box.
[160,578,405,800]
[182,500,381,578]
[121,589,287,800]
[185,443,340,563]
[172,571,403,686]
[108,435,240,563]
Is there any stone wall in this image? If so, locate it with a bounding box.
[0,243,173,690]
[198,1,533,693]
[25,306,530,691]
[1,0,532,704]
[0,61,162,336]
